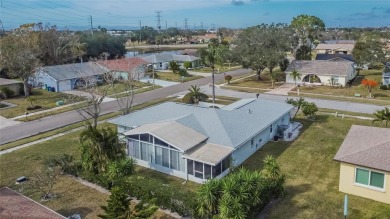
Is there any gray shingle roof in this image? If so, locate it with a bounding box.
[0,78,22,86]
[334,125,390,172]
[142,53,199,63]
[315,54,354,62]
[123,121,208,152]
[316,43,355,51]
[285,60,354,76]
[39,62,107,81]
[109,99,293,149]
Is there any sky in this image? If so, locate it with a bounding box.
[1,0,390,30]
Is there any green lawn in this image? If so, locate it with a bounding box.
[293,69,390,101]
[156,71,203,82]
[242,115,390,218]
[195,64,242,73]
[0,89,73,118]
[224,68,285,89]
[97,81,151,96]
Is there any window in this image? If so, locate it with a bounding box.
[270,124,273,133]
[162,148,170,168]
[155,147,162,166]
[222,155,231,172]
[187,160,194,175]
[154,137,168,147]
[194,161,203,179]
[355,168,385,190]
[170,150,179,170]
[140,134,151,143]
[251,138,254,146]
[204,164,211,179]
[213,162,221,178]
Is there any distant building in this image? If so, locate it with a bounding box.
[323,40,356,44]
[0,78,22,96]
[334,125,390,204]
[285,60,356,86]
[142,53,200,70]
[316,43,355,54]
[109,99,293,183]
[383,63,390,86]
[315,54,355,62]
[31,62,107,92]
[99,57,148,80]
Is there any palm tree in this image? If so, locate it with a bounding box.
[79,125,126,174]
[182,85,208,104]
[290,69,302,86]
[286,97,307,120]
[196,179,221,217]
[373,107,390,127]
[197,39,229,104]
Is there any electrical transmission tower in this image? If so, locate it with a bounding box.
[155,11,162,31]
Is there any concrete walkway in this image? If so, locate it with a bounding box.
[0,115,22,129]
[265,83,295,96]
[139,77,179,87]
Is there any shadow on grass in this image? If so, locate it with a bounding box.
[57,207,93,218]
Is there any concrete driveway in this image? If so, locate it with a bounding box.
[266,83,295,96]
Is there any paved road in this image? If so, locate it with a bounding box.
[0,69,250,145]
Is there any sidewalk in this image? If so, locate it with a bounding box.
[265,83,295,96]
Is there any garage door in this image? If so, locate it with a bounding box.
[58,80,72,92]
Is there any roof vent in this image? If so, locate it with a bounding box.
[248,109,252,114]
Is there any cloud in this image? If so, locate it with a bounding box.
[232,0,245,5]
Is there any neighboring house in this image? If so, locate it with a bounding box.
[315,54,355,62]
[334,125,390,204]
[31,62,107,92]
[323,40,356,44]
[193,33,217,44]
[142,53,200,70]
[383,63,390,86]
[180,49,198,57]
[109,99,293,183]
[0,187,66,218]
[0,78,22,96]
[285,60,356,86]
[99,57,148,81]
[316,43,355,54]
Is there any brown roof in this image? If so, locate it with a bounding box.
[98,57,148,72]
[285,60,354,76]
[0,187,66,219]
[0,78,22,86]
[316,43,355,51]
[334,125,390,172]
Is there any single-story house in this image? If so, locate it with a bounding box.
[383,63,390,86]
[0,78,22,96]
[323,40,356,44]
[142,53,200,70]
[31,62,108,92]
[98,57,148,81]
[315,54,355,62]
[109,98,293,183]
[334,125,390,204]
[285,60,356,86]
[316,43,355,54]
[0,187,66,218]
[180,49,198,57]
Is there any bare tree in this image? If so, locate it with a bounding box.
[28,166,61,201]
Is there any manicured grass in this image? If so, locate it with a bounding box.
[288,93,390,106]
[97,81,151,96]
[156,71,204,82]
[221,86,269,94]
[294,69,390,101]
[195,64,242,73]
[226,68,285,89]
[242,115,390,218]
[0,89,74,118]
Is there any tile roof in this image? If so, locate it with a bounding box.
[315,54,355,62]
[334,125,390,172]
[123,121,208,152]
[316,43,355,51]
[98,57,148,72]
[0,78,22,86]
[285,60,354,76]
[0,187,65,219]
[109,98,293,149]
[39,62,107,81]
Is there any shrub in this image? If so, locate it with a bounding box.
[178,68,188,77]
[183,61,192,69]
[45,154,81,176]
[379,84,388,90]
[0,86,14,98]
[224,75,232,84]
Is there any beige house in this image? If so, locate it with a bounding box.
[0,78,22,96]
[285,60,356,86]
[334,125,390,204]
[316,43,355,54]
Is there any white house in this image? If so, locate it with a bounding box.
[285,60,356,87]
[108,99,293,183]
[142,53,200,70]
[31,62,107,92]
[316,43,355,54]
[383,63,390,86]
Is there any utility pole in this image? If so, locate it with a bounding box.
[139,20,142,43]
[201,21,204,30]
[155,11,162,31]
[175,21,177,29]
[89,15,93,36]
[165,21,167,30]
[184,18,188,30]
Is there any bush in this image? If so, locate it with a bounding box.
[178,69,188,77]
[26,105,42,111]
[45,154,82,176]
[224,75,232,84]
[379,84,388,90]
[183,61,192,69]
[0,86,15,98]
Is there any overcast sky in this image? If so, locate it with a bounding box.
[1,0,389,30]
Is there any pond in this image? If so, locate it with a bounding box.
[125,50,183,58]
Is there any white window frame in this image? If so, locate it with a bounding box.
[354,167,386,192]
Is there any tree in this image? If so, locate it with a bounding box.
[106,157,136,183]
[99,186,131,219]
[183,61,192,69]
[361,79,378,98]
[169,61,180,74]
[182,85,208,104]
[79,125,126,174]
[225,75,233,84]
[197,39,229,104]
[0,23,41,97]
[290,70,302,86]
[372,107,390,127]
[286,97,307,120]
[279,58,289,71]
[178,68,188,77]
[301,102,318,120]
[352,39,386,74]
[262,155,286,198]
[295,44,312,60]
[290,14,325,59]
[28,166,61,201]
[25,96,36,108]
